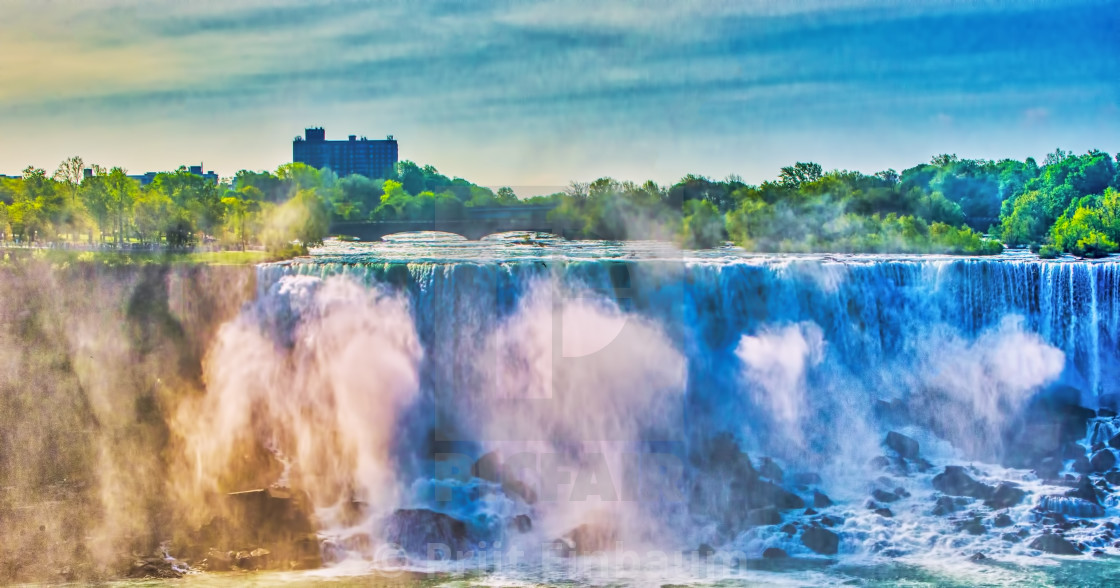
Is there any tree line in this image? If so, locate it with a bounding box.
[533,149,1119,255]
[0,158,525,256]
[2,149,1118,256]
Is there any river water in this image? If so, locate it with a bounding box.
[171,233,1120,586]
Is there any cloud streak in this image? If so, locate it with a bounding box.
[1,0,1116,184]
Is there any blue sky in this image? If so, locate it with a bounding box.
[1,0,1116,192]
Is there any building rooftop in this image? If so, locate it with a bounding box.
[120,165,220,186]
[293,127,399,179]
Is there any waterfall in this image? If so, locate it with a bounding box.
[195,252,1120,565]
[259,256,1120,403]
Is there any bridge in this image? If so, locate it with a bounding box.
[331,205,560,241]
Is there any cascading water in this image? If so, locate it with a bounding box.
[184,237,1120,584]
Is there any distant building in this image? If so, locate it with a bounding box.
[293,127,398,179]
[127,172,159,186]
[187,165,220,184]
[80,165,220,186]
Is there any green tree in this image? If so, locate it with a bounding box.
[18,166,68,240]
[334,175,382,220]
[221,191,258,250]
[235,170,286,202]
[6,200,42,242]
[496,186,519,205]
[999,190,1048,246]
[51,156,87,236]
[726,198,772,250]
[80,166,112,243]
[263,188,330,254]
[133,188,173,245]
[276,162,323,192]
[679,199,725,248]
[373,179,412,220]
[53,156,84,205]
[393,161,426,195]
[778,162,823,189]
[106,167,137,246]
[1050,187,1120,257]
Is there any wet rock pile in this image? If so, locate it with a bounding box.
[147,399,1120,573]
[168,487,321,576]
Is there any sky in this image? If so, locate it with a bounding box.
[1,0,1117,193]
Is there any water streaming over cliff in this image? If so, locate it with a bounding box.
[184,237,1120,584]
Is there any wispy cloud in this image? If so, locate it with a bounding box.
[1023,107,1051,125]
[1,0,1116,183]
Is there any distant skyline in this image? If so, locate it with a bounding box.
[2,0,1117,195]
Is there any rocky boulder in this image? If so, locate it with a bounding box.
[762,547,788,559]
[746,507,782,526]
[757,458,784,482]
[872,489,899,503]
[692,432,757,479]
[689,433,760,522]
[984,482,1026,509]
[553,522,619,557]
[510,514,532,534]
[813,491,833,508]
[225,488,315,543]
[884,431,920,460]
[192,488,322,570]
[932,495,957,516]
[932,466,994,500]
[471,451,538,504]
[127,556,188,579]
[471,451,504,482]
[1001,389,1095,470]
[383,509,473,560]
[1109,432,1120,451]
[1065,475,1100,504]
[744,479,805,510]
[801,527,840,555]
[957,516,986,535]
[231,548,273,571]
[1029,533,1082,555]
[1091,449,1116,472]
[691,432,805,534]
